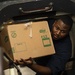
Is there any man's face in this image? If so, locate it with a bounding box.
[51,19,70,40]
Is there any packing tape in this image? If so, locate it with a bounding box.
[24,22,32,38]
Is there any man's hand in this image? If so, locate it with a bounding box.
[14,57,36,66]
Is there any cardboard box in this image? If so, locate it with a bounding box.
[0,21,55,60]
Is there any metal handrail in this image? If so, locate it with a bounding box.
[0,47,22,75]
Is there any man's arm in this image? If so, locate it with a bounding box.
[29,63,52,75]
[15,58,52,75]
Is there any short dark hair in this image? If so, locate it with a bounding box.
[57,15,73,30]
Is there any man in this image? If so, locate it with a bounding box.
[15,15,73,75]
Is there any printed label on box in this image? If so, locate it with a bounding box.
[13,42,27,53]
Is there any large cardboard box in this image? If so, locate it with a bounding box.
[0,21,55,60]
